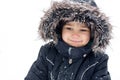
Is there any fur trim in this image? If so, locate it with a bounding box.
[38,0,112,53]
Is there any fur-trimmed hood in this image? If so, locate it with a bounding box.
[38,0,112,53]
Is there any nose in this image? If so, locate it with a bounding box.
[72,33,80,38]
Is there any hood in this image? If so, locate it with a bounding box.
[38,0,112,53]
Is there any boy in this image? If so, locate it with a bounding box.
[25,0,112,80]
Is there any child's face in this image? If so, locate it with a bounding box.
[62,21,90,47]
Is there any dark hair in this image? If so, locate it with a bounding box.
[55,20,65,35]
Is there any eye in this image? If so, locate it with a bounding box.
[80,29,87,31]
[64,26,73,30]
[66,27,72,30]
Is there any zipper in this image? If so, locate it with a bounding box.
[46,57,54,66]
[68,47,72,64]
[80,62,99,80]
[68,47,72,55]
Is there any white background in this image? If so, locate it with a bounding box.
[0,0,120,80]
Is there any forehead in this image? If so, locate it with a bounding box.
[65,21,88,28]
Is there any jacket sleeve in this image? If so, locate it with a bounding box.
[25,46,49,80]
[91,54,111,80]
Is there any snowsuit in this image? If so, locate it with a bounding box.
[25,0,112,80]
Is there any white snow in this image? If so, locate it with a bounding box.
[0,0,120,80]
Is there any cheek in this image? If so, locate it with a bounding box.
[62,33,69,40]
[62,30,70,37]
[82,33,90,41]
[62,31,67,40]
[86,34,90,42]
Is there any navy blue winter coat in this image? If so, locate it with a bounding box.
[25,42,111,80]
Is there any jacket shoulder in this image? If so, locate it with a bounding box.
[41,41,55,49]
[95,52,109,59]
[38,42,57,59]
[94,52,109,64]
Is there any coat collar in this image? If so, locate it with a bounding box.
[55,40,92,59]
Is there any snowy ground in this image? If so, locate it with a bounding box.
[0,0,120,80]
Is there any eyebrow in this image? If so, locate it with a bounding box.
[65,23,72,26]
[81,26,89,28]
[65,22,88,28]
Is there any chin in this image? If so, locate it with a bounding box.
[69,44,82,47]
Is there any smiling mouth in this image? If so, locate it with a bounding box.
[70,40,82,43]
